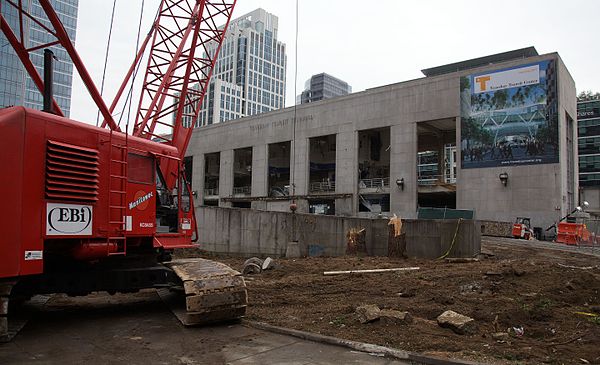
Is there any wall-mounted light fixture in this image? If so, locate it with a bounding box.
[396,178,405,191]
[498,172,508,186]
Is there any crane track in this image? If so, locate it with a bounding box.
[160,258,248,325]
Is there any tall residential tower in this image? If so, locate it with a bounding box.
[193,8,287,127]
[0,0,78,117]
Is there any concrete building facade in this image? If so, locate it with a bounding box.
[0,0,78,116]
[299,73,352,104]
[192,8,287,127]
[186,48,577,232]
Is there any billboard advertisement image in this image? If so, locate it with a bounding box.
[460,60,558,169]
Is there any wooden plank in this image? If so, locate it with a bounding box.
[323,267,420,276]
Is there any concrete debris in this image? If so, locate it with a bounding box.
[491,332,509,342]
[484,271,503,276]
[511,266,526,277]
[437,310,476,335]
[242,263,262,275]
[379,310,412,324]
[510,326,524,337]
[396,289,416,298]
[355,304,381,324]
[243,257,264,267]
[242,257,264,275]
[459,282,482,293]
[262,257,275,270]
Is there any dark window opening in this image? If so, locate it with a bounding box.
[309,135,336,193]
[268,141,291,197]
[233,147,252,195]
[204,152,220,197]
[358,127,390,191]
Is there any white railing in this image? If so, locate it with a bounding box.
[204,188,219,196]
[309,180,336,193]
[358,177,390,189]
[233,186,251,195]
[418,175,457,185]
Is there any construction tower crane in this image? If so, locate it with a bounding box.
[0,0,246,341]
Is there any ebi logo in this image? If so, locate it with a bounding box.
[46,203,93,236]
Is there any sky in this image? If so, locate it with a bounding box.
[70,0,600,125]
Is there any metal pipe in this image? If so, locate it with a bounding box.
[43,49,54,114]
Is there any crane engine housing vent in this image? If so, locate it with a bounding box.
[46,140,100,203]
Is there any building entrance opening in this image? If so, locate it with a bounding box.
[233,147,252,196]
[417,119,457,209]
[268,141,291,197]
[358,127,390,215]
[309,135,336,194]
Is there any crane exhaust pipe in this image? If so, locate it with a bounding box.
[43,49,55,114]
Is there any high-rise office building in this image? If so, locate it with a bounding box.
[0,0,78,117]
[192,8,287,127]
[577,97,600,215]
[299,73,351,104]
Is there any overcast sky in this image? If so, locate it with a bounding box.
[70,0,600,124]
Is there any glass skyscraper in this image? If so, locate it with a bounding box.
[0,0,78,117]
[192,8,287,127]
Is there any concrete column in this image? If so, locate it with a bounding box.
[191,153,205,207]
[219,149,234,207]
[335,130,358,216]
[290,138,308,196]
[251,144,268,197]
[390,123,418,218]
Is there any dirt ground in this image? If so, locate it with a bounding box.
[179,238,600,365]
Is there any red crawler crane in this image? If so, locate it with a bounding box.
[0,0,246,341]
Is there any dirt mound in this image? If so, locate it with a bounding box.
[178,240,600,364]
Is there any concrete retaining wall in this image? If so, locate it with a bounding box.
[195,206,481,259]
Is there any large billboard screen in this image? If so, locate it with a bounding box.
[460,60,558,169]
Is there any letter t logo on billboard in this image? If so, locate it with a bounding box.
[475,76,491,92]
